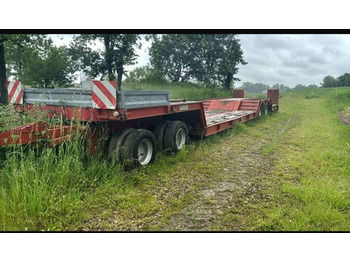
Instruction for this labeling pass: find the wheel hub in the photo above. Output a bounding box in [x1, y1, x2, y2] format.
[175, 128, 186, 150]
[138, 139, 153, 165]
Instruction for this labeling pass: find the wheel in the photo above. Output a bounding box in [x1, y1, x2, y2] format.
[258, 104, 267, 117]
[163, 121, 189, 154]
[153, 120, 170, 150]
[108, 128, 135, 163]
[121, 129, 157, 170]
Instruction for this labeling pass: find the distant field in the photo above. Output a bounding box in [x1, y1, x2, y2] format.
[0, 84, 349, 231]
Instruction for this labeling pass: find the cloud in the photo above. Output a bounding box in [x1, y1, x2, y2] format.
[236, 34, 350, 88]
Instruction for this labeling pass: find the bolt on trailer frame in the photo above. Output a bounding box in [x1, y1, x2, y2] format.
[1, 80, 279, 168]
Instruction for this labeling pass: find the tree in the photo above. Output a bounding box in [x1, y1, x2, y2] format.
[20, 40, 74, 88]
[69, 34, 141, 90]
[187, 34, 246, 89]
[241, 82, 270, 93]
[0, 34, 47, 105]
[0, 36, 7, 105]
[322, 75, 338, 87]
[306, 84, 319, 89]
[294, 84, 307, 90]
[337, 73, 350, 87]
[188, 34, 226, 87]
[272, 83, 290, 91]
[149, 34, 192, 83]
[148, 34, 247, 89]
[217, 35, 247, 90]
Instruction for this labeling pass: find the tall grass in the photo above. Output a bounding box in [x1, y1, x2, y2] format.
[0, 124, 126, 231]
[0, 82, 234, 231]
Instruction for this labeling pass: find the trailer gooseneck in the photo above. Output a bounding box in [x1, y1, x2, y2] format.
[1, 81, 279, 169]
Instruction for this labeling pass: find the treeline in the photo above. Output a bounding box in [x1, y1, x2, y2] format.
[127, 35, 247, 91]
[321, 73, 350, 88]
[0, 34, 142, 91]
[0, 34, 247, 105]
[240, 82, 290, 93]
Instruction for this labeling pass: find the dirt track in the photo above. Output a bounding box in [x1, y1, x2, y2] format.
[167, 117, 295, 231]
[82, 114, 296, 231]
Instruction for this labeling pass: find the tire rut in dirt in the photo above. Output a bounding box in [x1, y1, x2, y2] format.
[167, 117, 295, 231]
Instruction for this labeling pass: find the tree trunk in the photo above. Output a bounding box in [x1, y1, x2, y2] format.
[117, 66, 123, 90]
[104, 35, 114, 81]
[0, 42, 8, 105]
[224, 72, 233, 91]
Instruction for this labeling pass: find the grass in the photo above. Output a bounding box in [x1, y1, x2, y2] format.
[0, 82, 349, 231]
[254, 88, 350, 231]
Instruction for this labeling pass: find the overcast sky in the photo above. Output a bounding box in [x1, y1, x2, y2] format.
[51, 34, 350, 88]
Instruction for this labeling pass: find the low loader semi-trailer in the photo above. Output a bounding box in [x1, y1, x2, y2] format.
[0, 81, 279, 169]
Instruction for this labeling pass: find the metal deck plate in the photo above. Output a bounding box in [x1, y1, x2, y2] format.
[205, 110, 254, 126]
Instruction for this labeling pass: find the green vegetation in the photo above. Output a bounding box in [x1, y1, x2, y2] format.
[0, 83, 349, 231]
[255, 87, 350, 230]
[241, 82, 290, 94]
[123, 81, 232, 101]
[149, 34, 246, 90]
[69, 34, 141, 89]
[322, 73, 350, 88]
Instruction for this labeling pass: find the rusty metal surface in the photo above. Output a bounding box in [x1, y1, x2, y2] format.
[267, 89, 279, 105]
[233, 89, 245, 98]
[205, 110, 254, 126]
[238, 99, 261, 112]
[0, 122, 81, 147]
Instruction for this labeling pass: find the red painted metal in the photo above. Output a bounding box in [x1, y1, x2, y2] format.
[233, 89, 244, 98]
[267, 89, 279, 105]
[0, 122, 81, 147]
[208, 99, 242, 111]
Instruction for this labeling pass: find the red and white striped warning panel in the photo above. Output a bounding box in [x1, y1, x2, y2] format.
[91, 80, 117, 109]
[6, 81, 23, 105]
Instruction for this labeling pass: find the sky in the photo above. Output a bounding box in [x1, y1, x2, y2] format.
[50, 34, 350, 88]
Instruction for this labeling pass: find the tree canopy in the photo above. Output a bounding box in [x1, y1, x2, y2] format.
[69, 34, 142, 89]
[20, 40, 74, 88]
[0, 34, 47, 105]
[149, 34, 247, 90]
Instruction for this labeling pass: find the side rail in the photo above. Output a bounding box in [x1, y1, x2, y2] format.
[6, 81, 117, 109]
[0, 122, 82, 148]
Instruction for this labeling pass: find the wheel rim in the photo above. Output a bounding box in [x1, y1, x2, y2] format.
[175, 128, 186, 150]
[137, 139, 153, 165]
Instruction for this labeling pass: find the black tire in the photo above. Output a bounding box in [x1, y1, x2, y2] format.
[163, 121, 189, 154]
[108, 128, 135, 163]
[258, 104, 267, 117]
[264, 104, 268, 114]
[121, 129, 157, 170]
[153, 120, 170, 151]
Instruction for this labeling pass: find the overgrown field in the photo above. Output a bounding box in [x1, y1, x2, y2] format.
[0, 83, 349, 231]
